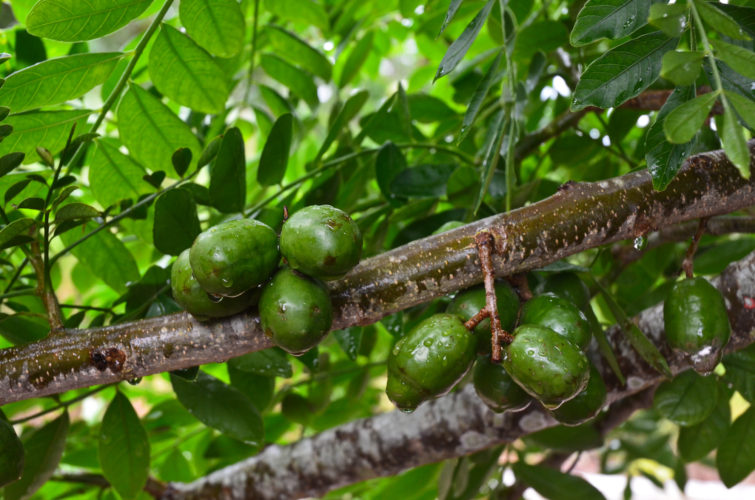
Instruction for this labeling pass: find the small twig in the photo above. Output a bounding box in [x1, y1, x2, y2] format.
[463, 308, 490, 331]
[682, 218, 709, 279]
[506, 273, 532, 302]
[50, 473, 166, 498]
[10, 385, 110, 424]
[475, 231, 511, 362]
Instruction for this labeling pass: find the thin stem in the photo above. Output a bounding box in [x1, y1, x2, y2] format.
[59, 303, 114, 313]
[682, 217, 708, 279]
[10, 385, 110, 424]
[475, 231, 510, 362]
[243, 0, 261, 105]
[395, 142, 478, 166]
[689, 1, 724, 101]
[0, 287, 36, 300]
[285, 360, 387, 389]
[3, 257, 28, 294]
[65, 0, 176, 172]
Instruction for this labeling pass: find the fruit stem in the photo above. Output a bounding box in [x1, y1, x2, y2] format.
[463, 308, 490, 331]
[682, 217, 708, 279]
[475, 231, 512, 362]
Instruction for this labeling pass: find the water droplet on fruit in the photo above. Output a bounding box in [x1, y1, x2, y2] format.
[221, 276, 233, 287]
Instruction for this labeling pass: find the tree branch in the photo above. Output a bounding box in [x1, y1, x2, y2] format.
[1, 142, 753, 405]
[162, 248, 755, 499]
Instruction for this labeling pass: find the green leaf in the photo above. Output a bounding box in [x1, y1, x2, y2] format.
[460, 51, 502, 142]
[648, 3, 690, 38]
[435, 0, 495, 81]
[717, 102, 751, 179]
[170, 371, 264, 446]
[475, 109, 506, 214]
[262, 0, 329, 31]
[4, 412, 68, 500]
[514, 20, 568, 61]
[89, 139, 149, 208]
[0, 110, 90, 163]
[257, 113, 292, 186]
[227, 349, 293, 377]
[179, 0, 245, 58]
[695, 0, 750, 41]
[716, 406, 755, 487]
[117, 83, 201, 174]
[438, 0, 465, 35]
[663, 91, 718, 144]
[653, 370, 718, 426]
[0, 52, 122, 113]
[572, 31, 677, 110]
[390, 164, 455, 198]
[61, 222, 140, 293]
[0, 314, 49, 345]
[678, 388, 731, 462]
[724, 91, 755, 130]
[711, 38, 755, 81]
[646, 86, 698, 190]
[157, 448, 193, 483]
[153, 189, 201, 256]
[375, 141, 407, 204]
[660, 50, 704, 86]
[268, 26, 332, 81]
[511, 462, 607, 500]
[171, 148, 192, 178]
[99, 392, 150, 499]
[0, 218, 34, 249]
[54, 202, 99, 223]
[0, 419, 23, 487]
[316, 91, 368, 163]
[723, 343, 755, 402]
[0, 153, 25, 177]
[338, 31, 375, 88]
[148, 24, 229, 114]
[209, 127, 246, 213]
[26, 0, 152, 41]
[571, 0, 654, 46]
[260, 54, 319, 108]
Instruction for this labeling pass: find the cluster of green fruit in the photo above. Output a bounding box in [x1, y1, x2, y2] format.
[387, 272, 606, 425]
[170, 205, 362, 355]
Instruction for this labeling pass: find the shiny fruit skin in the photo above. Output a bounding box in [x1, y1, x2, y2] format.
[259, 268, 333, 355]
[541, 272, 591, 311]
[189, 218, 279, 297]
[447, 282, 519, 354]
[171, 249, 258, 320]
[473, 355, 530, 412]
[503, 324, 590, 409]
[280, 205, 362, 280]
[664, 277, 731, 370]
[520, 293, 592, 350]
[551, 363, 606, 425]
[386, 313, 476, 412]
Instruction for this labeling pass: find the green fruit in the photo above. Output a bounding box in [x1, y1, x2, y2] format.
[541, 272, 591, 311]
[664, 277, 731, 372]
[280, 205, 362, 280]
[259, 268, 333, 355]
[551, 363, 606, 425]
[447, 282, 519, 354]
[171, 250, 258, 320]
[189, 218, 279, 297]
[473, 355, 530, 413]
[520, 293, 592, 350]
[503, 324, 590, 409]
[386, 313, 476, 412]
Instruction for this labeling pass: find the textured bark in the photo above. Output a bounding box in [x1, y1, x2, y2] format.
[1, 142, 754, 404]
[164, 251, 755, 499]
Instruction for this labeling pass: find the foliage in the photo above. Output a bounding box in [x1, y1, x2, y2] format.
[0, 0, 753, 498]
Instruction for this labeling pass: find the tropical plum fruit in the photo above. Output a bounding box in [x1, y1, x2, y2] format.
[189, 218, 279, 297]
[280, 204, 362, 280]
[171, 249, 258, 320]
[503, 324, 590, 409]
[386, 313, 476, 412]
[447, 282, 519, 353]
[664, 277, 731, 373]
[259, 268, 333, 355]
[551, 362, 607, 425]
[473, 355, 530, 412]
[520, 293, 592, 350]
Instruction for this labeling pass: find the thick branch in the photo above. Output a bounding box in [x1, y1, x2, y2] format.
[163, 250, 755, 499]
[1, 142, 754, 405]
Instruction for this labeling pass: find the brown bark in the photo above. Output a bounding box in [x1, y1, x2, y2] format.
[162, 250, 755, 499]
[0, 142, 754, 405]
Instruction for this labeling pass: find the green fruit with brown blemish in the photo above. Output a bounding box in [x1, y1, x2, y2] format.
[503, 324, 590, 409]
[189, 218, 279, 297]
[280, 205, 362, 280]
[259, 268, 333, 355]
[551, 363, 606, 425]
[171, 249, 258, 320]
[386, 313, 476, 412]
[473, 355, 530, 413]
[520, 293, 592, 350]
[447, 282, 519, 354]
[664, 277, 731, 373]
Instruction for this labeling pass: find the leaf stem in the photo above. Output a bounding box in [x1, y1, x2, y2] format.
[9, 385, 110, 424]
[689, 1, 725, 103]
[0, 287, 36, 300]
[244, 0, 261, 105]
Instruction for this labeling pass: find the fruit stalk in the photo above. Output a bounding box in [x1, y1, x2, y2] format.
[681, 217, 708, 279]
[475, 231, 511, 361]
